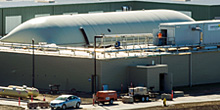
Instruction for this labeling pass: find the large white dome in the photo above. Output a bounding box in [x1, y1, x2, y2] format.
[0, 9, 194, 46]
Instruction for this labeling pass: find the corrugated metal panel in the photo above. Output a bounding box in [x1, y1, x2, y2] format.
[1, 0, 220, 9]
[35, 14, 50, 18]
[2, 6, 54, 35]
[63, 12, 78, 15]
[3, 6, 54, 21]
[1, 10, 194, 45]
[0, 9, 2, 37]
[133, 1, 211, 20]
[53, 2, 134, 15]
[210, 6, 220, 20]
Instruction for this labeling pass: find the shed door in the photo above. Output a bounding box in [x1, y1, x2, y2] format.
[159, 73, 165, 91]
[161, 29, 167, 45]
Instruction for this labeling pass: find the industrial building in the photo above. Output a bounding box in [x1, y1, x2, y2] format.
[1, 0, 220, 37]
[0, 9, 220, 93]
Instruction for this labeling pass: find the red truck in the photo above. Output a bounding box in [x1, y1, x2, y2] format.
[96, 90, 117, 105]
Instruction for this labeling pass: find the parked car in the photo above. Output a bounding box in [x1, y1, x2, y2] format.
[96, 90, 117, 105]
[50, 95, 81, 109]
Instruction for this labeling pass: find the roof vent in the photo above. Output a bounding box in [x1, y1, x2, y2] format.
[36, 0, 55, 3]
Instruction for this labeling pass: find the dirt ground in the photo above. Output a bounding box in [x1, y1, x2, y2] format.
[1, 83, 220, 109]
[139, 101, 220, 110]
[174, 83, 220, 96]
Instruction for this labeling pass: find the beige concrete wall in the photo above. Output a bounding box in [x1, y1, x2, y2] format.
[128, 66, 169, 92]
[0, 52, 32, 86]
[162, 54, 190, 87]
[100, 57, 157, 91]
[128, 67, 148, 87]
[147, 67, 168, 91]
[0, 50, 220, 92]
[0, 52, 94, 92]
[192, 52, 220, 85]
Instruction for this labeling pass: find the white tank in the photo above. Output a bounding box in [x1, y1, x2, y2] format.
[0, 86, 28, 98]
[0, 9, 194, 46]
[8, 85, 39, 97]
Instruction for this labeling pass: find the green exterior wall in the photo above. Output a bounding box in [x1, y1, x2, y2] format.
[210, 5, 220, 19]
[3, 6, 54, 22]
[53, 1, 135, 14]
[1, 6, 54, 35]
[133, 1, 211, 20]
[0, 9, 2, 37]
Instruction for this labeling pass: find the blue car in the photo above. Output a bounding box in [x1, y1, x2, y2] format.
[50, 95, 81, 110]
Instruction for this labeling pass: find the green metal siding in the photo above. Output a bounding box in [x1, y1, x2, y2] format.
[3, 6, 54, 22]
[210, 6, 220, 19]
[0, 9, 2, 37]
[133, 1, 211, 20]
[2, 6, 54, 35]
[54, 2, 135, 15]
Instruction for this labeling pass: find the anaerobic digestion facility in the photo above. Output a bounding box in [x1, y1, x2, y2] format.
[0, 9, 220, 93]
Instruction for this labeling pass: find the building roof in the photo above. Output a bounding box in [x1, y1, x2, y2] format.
[0, 0, 219, 8]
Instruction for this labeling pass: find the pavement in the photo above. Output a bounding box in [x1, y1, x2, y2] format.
[0, 97, 27, 109]
[81, 94, 220, 110]
[0, 94, 220, 110]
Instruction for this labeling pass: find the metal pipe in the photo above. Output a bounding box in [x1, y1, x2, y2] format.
[189, 53, 192, 87]
[2, 9, 4, 37]
[80, 27, 90, 45]
[32, 39, 35, 87]
[94, 35, 103, 94]
[94, 37, 96, 93]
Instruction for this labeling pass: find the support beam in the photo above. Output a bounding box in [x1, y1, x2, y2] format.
[80, 27, 90, 45]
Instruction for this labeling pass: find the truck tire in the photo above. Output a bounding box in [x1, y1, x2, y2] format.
[141, 97, 145, 102]
[109, 99, 114, 105]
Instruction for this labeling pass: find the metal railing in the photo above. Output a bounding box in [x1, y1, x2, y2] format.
[1, 37, 220, 59]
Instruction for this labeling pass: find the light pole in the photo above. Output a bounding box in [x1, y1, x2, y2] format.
[32, 39, 35, 87]
[94, 35, 103, 94]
